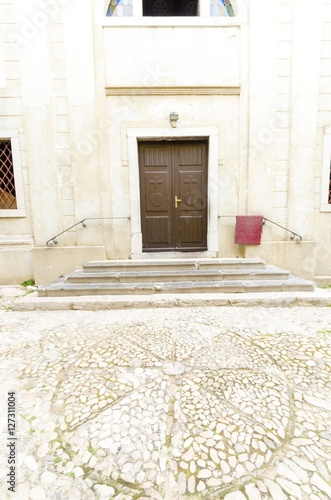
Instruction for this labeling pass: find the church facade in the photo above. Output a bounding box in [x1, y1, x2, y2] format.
[0, 0, 331, 284]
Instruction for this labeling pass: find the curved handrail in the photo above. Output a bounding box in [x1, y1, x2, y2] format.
[46, 217, 130, 247]
[262, 217, 302, 242]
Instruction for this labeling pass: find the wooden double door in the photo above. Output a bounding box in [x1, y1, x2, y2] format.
[139, 140, 208, 251]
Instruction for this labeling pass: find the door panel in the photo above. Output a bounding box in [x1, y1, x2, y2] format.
[139, 144, 173, 249]
[146, 217, 170, 244]
[145, 172, 169, 212]
[178, 171, 203, 211]
[174, 142, 207, 250]
[139, 141, 207, 251]
[179, 216, 203, 243]
[143, 146, 168, 167]
[178, 143, 203, 166]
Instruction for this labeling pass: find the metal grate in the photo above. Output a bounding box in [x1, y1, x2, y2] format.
[0, 140, 17, 209]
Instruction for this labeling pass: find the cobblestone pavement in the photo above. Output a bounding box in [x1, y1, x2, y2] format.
[0, 288, 331, 499]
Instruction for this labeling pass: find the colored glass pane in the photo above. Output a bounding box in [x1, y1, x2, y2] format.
[106, 0, 133, 17]
[210, 0, 235, 16]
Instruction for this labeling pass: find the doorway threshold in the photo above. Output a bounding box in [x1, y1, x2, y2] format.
[131, 251, 218, 259]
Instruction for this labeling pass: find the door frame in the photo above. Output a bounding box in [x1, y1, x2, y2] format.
[127, 127, 219, 256]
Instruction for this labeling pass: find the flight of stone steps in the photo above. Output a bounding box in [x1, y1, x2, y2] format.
[37, 258, 315, 297]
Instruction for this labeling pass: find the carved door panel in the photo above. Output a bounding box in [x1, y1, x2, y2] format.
[139, 141, 208, 251]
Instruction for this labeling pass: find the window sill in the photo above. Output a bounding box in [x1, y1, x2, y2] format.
[100, 16, 244, 28]
[0, 209, 26, 218]
[320, 205, 331, 212]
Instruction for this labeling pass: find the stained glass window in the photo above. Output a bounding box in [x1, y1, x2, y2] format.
[210, 0, 235, 17]
[106, 1, 236, 17]
[143, 0, 197, 16]
[106, 0, 133, 17]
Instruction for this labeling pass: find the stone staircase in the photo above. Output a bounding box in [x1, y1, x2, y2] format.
[37, 258, 315, 297]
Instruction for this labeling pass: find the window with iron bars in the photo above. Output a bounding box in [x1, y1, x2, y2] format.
[320, 126, 331, 212]
[0, 139, 17, 210]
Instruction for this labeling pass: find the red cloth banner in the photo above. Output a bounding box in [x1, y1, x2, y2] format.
[235, 215, 264, 245]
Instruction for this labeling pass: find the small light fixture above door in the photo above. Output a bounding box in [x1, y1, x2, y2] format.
[169, 112, 179, 128]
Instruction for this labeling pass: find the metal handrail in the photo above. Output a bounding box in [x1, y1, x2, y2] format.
[262, 217, 302, 242]
[46, 217, 130, 247]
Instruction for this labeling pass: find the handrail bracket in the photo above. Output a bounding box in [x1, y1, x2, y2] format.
[263, 217, 302, 242]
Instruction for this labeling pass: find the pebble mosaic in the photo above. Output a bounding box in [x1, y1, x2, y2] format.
[0, 292, 330, 499]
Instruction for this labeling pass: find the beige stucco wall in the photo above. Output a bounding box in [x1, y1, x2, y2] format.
[0, 0, 330, 284]
[33, 246, 106, 285]
[103, 24, 240, 87]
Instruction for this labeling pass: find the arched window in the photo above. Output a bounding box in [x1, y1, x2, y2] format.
[143, 0, 197, 16]
[106, 0, 236, 17]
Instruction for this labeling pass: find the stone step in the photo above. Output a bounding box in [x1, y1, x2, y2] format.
[82, 258, 266, 273]
[37, 276, 315, 297]
[66, 267, 289, 284]
[14, 289, 331, 311]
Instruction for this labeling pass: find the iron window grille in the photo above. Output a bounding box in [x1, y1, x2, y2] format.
[0, 140, 17, 210]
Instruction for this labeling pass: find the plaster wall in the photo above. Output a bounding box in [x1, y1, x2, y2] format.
[103, 24, 240, 87]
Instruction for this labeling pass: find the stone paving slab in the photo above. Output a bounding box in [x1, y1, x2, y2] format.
[0, 294, 331, 499]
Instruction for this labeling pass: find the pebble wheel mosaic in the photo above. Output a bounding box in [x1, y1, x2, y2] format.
[1, 306, 331, 499]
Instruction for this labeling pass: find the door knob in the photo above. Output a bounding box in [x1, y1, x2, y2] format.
[175, 196, 182, 208]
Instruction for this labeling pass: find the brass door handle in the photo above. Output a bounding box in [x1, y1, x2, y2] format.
[175, 196, 182, 208]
